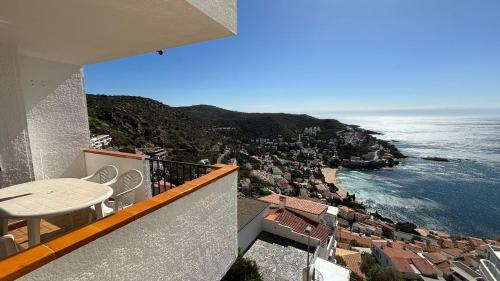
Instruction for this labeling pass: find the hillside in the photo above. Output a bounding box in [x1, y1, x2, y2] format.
[86, 94, 401, 161]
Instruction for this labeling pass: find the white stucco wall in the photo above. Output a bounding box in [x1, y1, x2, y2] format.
[323, 207, 338, 228]
[19, 55, 89, 180]
[21, 171, 239, 281]
[238, 206, 268, 251]
[0, 47, 89, 188]
[84, 152, 151, 201]
[0, 44, 34, 188]
[263, 219, 321, 248]
[187, 0, 237, 34]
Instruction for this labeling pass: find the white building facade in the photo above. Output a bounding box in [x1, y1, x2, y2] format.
[0, 0, 236, 189]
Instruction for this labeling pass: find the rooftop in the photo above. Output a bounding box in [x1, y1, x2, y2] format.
[336, 248, 365, 279]
[450, 261, 482, 280]
[422, 252, 448, 264]
[237, 196, 270, 231]
[374, 240, 438, 277]
[266, 208, 332, 245]
[337, 228, 375, 248]
[441, 247, 464, 258]
[327, 206, 339, 216]
[314, 257, 351, 281]
[244, 232, 312, 281]
[258, 194, 327, 215]
[374, 241, 420, 259]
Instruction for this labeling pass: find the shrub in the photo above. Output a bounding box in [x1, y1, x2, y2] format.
[222, 252, 263, 281]
[336, 255, 347, 267]
[360, 253, 403, 281]
[395, 222, 419, 235]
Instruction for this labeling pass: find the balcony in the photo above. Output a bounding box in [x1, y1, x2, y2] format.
[480, 259, 500, 281]
[1, 1, 237, 279]
[0, 149, 239, 280]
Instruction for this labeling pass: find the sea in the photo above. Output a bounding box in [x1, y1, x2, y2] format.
[322, 112, 500, 238]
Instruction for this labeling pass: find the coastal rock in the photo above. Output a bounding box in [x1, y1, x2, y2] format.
[422, 157, 449, 162]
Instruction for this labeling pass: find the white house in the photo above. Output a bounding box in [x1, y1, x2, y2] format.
[90, 135, 112, 149]
[237, 197, 270, 251]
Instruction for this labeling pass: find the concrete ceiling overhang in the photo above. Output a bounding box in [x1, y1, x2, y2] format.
[0, 0, 236, 65]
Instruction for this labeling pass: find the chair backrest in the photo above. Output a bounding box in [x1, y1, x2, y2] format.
[0, 234, 20, 260]
[91, 165, 119, 184]
[113, 170, 144, 207]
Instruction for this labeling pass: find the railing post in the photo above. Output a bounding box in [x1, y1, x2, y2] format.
[149, 159, 155, 196]
[146, 158, 213, 196]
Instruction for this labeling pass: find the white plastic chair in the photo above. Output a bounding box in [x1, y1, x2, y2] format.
[98, 170, 144, 218]
[81, 165, 119, 186]
[0, 234, 22, 259]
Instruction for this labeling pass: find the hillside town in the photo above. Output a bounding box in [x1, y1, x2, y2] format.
[226, 127, 499, 281]
[92, 125, 500, 281]
[237, 192, 500, 281]
[232, 126, 399, 199]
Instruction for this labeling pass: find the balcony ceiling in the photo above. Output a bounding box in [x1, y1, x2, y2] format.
[0, 0, 236, 65]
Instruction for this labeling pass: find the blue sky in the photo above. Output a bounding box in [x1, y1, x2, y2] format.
[84, 0, 500, 115]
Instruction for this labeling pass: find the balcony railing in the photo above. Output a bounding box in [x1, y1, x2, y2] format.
[0, 150, 239, 280]
[148, 158, 213, 196]
[480, 259, 500, 281]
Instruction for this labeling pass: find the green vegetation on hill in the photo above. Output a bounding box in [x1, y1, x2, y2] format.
[360, 253, 403, 281]
[87, 94, 402, 161]
[395, 222, 419, 235]
[222, 252, 263, 281]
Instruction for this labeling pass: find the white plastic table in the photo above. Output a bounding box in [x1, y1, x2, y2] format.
[0, 178, 113, 246]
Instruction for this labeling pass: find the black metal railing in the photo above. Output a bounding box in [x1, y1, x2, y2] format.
[147, 158, 213, 196]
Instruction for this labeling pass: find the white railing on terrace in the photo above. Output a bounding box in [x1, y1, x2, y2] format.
[480, 259, 500, 281]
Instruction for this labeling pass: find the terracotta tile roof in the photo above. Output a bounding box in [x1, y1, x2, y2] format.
[441, 247, 464, 258]
[266, 208, 332, 245]
[337, 242, 351, 250]
[469, 237, 486, 247]
[375, 241, 420, 259]
[391, 257, 414, 273]
[422, 252, 448, 264]
[391, 257, 437, 277]
[337, 228, 374, 248]
[436, 261, 452, 275]
[338, 206, 354, 214]
[336, 248, 358, 256]
[461, 254, 475, 267]
[372, 240, 387, 248]
[338, 251, 365, 280]
[406, 243, 423, 254]
[258, 194, 327, 215]
[365, 219, 395, 232]
[412, 257, 437, 277]
[374, 241, 438, 277]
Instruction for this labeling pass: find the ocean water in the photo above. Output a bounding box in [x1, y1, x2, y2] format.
[333, 115, 500, 238]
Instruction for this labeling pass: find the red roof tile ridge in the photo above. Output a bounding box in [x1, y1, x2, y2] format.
[258, 194, 327, 215]
[272, 209, 332, 245]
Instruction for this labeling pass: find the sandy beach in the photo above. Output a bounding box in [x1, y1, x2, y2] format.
[321, 167, 348, 198]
